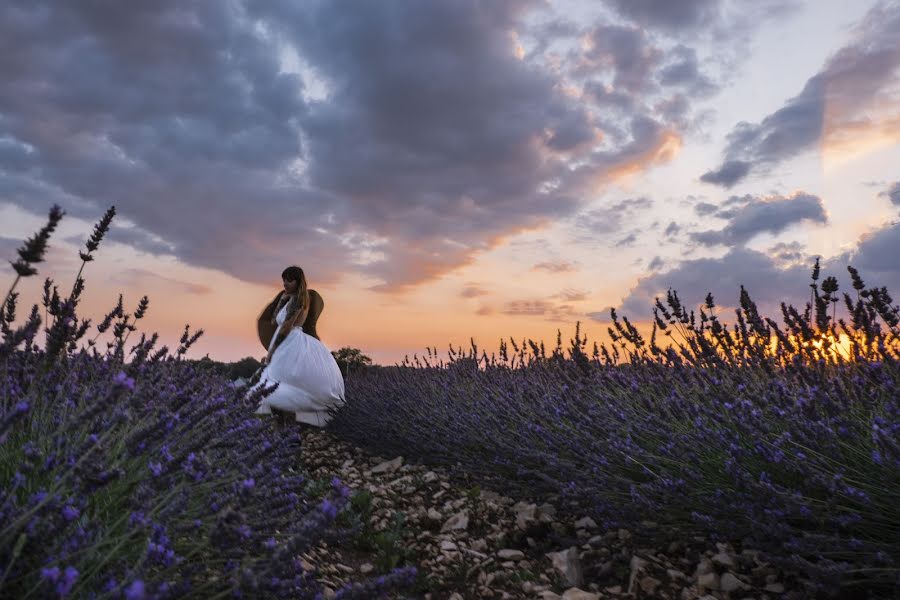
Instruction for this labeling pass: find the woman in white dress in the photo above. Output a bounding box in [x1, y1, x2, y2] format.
[251, 266, 345, 427]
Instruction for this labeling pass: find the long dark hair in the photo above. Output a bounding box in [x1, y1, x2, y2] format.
[281, 266, 309, 314]
[270, 266, 309, 348]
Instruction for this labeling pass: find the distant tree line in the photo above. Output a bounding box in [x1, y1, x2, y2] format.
[189, 347, 373, 380]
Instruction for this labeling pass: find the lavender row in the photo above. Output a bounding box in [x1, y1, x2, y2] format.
[328, 263, 899, 595]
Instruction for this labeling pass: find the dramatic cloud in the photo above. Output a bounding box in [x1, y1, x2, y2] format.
[702, 1, 900, 187]
[1, 0, 716, 291]
[690, 192, 827, 247]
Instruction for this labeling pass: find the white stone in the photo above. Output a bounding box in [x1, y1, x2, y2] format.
[497, 549, 525, 560]
[561, 588, 600, 600]
[697, 572, 720, 590]
[513, 501, 538, 528]
[720, 572, 747, 593]
[712, 552, 736, 569]
[441, 510, 469, 532]
[628, 555, 648, 594]
[370, 456, 403, 474]
[545, 547, 583, 588]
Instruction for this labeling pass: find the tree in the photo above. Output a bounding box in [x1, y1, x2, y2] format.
[331, 347, 372, 376]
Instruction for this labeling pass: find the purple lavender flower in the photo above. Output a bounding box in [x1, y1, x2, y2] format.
[56, 566, 78, 597]
[113, 371, 135, 390]
[124, 579, 146, 600]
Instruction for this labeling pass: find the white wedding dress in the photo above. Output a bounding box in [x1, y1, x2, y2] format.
[251, 301, 346, 426]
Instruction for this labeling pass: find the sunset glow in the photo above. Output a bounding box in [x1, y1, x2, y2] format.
[1, 1, 898, 366]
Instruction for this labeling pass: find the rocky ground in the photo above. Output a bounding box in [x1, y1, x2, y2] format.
[296, 425, 810, 599]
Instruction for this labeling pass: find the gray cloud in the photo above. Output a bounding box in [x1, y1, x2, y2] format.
[664, 221, 680, 236]
[693, 201, 719, 216]
[604, 0, 721, 32]
[1, 0, 718, 292]
[502, 298, 579, 322]
[110, 268, 212, 296]
[843, 222, 900, 290]
[0, 236, 21, 263]
[659, 45, 716, 96]
[594, 220, 900, 323]
[690, 192, 827, 247]
[615, 232, 638, 247]
[699, 160, 751, 188]
[598, 246, 811, 321]
[555, 288, 589, 302]
[532, 260, 579, 273]
[602, 0, 800, 43]
[879, 182, 900, 206]
[574, 196, 653, 238]
[460, 284, 488, 298]
[702, 1, 900, 187]
[769, 240, 807, 264]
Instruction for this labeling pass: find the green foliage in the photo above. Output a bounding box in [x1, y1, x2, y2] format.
[331, 347, 373, 377]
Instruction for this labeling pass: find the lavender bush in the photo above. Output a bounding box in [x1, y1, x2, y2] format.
[329, 261, 899, 595]
[0, 205, 416, 599]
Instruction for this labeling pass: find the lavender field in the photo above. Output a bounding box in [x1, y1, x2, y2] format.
[328, 264, 900, 596]
[1, 204, 898, 598]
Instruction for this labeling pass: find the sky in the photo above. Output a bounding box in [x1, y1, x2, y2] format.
[1, 0, 898, 365]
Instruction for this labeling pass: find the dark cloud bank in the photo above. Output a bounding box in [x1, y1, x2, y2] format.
[1, 0, 740, 291]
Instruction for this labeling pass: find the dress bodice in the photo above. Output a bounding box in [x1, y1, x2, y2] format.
[275, 301, 288, 326]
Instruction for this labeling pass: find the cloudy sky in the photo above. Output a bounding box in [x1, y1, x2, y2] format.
[2, 0, 898, 364]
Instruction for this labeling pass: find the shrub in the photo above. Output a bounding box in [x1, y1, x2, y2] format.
[331, 348, 373, 378]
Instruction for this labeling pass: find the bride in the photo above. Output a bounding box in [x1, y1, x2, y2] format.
[250, 266, 345, 427]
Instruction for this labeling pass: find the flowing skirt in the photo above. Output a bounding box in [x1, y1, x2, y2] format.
[251, 327, 345, 427]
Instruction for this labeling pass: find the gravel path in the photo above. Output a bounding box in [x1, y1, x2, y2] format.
[296, 426, 806, 600]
